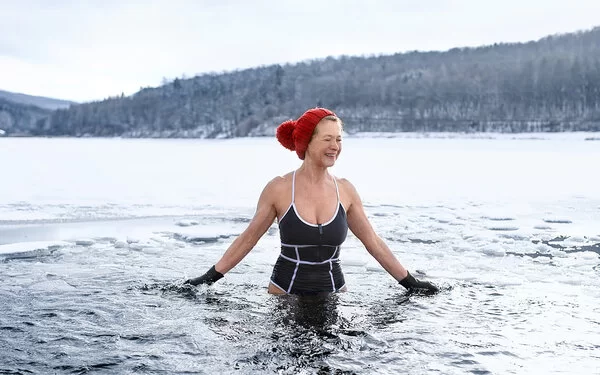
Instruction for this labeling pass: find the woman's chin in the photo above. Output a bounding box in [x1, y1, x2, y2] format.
[323, 158, 337, 167]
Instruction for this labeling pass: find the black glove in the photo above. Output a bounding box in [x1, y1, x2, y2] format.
[399, 271, 439, 295]
[184, 265, 224, 286]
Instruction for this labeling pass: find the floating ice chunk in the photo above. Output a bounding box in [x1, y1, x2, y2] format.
[95, 236, 118, 244]
[487, 225, 519, 231]
[114, 240, 128, 248]
[561, 236, 586, 247]
[431, 212, 457, 224]
[498, 232, 530, 241]
[550, 249, 568, 258]
[74, 239, 95, 246]
[0, 241, 70, 257]
[535, 244, 553, 253]
[534, 234, 558, 242]
[480, 244, 506, 256]
[483, 215, 516, 221]
[173, 226, 239, 243]
[553, 275, 583, 286]
[175, 219, 200, 227]
[140, 247, 163, 254]
[129, 242, 149, 251]
[532, 256, 552, 264]
[543, 218, 573, 224]
[578, 251, 600, 260]
[174, 233, 223, 243]
[452, 245, 472, 253]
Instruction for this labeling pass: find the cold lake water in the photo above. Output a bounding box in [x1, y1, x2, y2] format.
[1, 134, 599, 374]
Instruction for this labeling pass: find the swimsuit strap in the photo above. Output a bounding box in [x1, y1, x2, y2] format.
[291, 170, 296, 204]
[332, 175, 340, 203]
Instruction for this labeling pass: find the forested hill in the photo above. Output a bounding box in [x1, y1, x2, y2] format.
[16, 27, 600, 137]
[0, 98, 51, 135]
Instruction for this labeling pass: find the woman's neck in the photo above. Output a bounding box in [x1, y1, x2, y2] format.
[297, 162, 330, 184]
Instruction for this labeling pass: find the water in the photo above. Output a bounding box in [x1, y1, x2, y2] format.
[1, 135, 599, 374]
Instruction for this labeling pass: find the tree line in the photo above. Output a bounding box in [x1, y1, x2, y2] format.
[3, 26, 600, 137]
[0, 99, 51, 135]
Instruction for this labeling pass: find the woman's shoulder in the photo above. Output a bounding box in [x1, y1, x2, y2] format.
[263, 171, 293, 193]
[333, 175, 356, 190]
[333, 175, 360, 198]
[332, 175, 361, 211]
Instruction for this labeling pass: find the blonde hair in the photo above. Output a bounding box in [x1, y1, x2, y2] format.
[312, 115, 343, 138]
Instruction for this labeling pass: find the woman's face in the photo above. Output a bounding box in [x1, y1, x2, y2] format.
[306, 119, 343, 167]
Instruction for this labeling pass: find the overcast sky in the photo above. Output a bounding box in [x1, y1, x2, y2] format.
[1, 0, 599, 102]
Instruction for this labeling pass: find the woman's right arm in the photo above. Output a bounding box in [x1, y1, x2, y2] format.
[185, 177, 281, 285]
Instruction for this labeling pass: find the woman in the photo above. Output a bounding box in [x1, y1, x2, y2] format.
[186, 108, 438, 295]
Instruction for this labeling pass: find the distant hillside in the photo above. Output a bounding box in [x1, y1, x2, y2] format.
[0, 98, 51, 135]
[13, 26, 600, 137]
[0, 90, 75, 110]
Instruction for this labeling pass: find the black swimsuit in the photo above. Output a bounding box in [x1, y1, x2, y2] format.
[270, 171, 348, 294]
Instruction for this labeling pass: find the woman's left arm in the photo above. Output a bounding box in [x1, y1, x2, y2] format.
[342, 179, 439, 294]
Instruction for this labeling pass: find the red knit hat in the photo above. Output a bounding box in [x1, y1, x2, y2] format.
[276, 108, 337, 160]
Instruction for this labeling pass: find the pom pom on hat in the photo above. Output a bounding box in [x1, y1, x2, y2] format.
[276, 107, 336, 160]
[276, 120, 296, 151]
